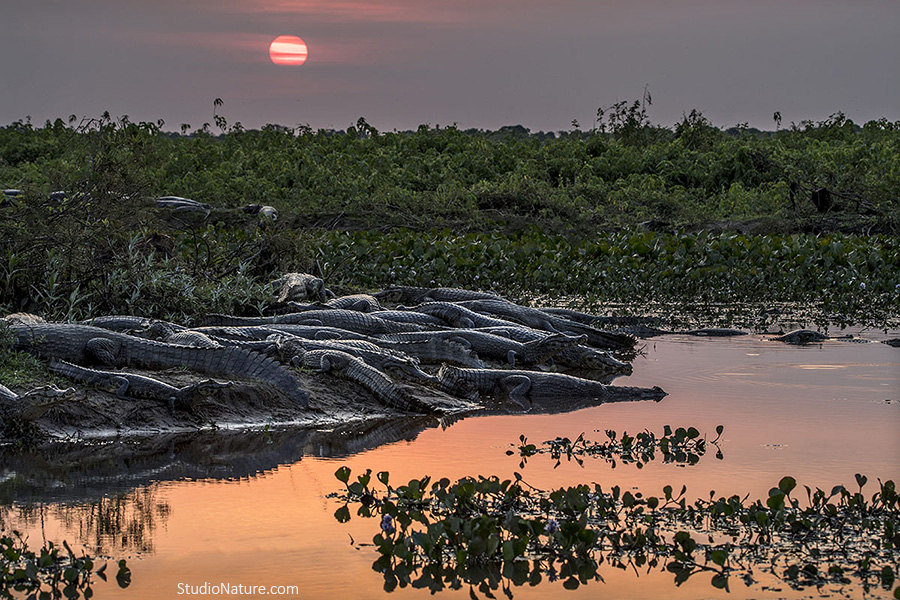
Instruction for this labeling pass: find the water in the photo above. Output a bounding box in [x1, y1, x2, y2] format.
[3, 331, 898, 599]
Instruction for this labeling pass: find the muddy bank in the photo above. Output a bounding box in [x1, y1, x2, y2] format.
[1, 363, 475, 443]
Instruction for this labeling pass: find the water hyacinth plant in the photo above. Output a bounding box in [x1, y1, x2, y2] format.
[0, 532, 130, 598]
[511, 424, 724, 470]
[334, 466, 900, 598]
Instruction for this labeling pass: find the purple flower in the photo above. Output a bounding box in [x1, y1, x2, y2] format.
[381, 514, 395, 534]
[546, 518, 560, 534]
[860, 282, 866, 289]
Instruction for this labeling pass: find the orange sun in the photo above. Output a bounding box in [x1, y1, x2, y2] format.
[269, 35, 308, 66]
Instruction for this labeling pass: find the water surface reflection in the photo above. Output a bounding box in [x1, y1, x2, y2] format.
[2, 333, 897, 599]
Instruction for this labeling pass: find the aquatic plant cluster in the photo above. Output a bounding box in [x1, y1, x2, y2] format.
[1, 109, 898, 325]
[314, 229, 900, 328]
[511, 424, 724, 470]
[0, 531, 130, 599]
[333, 460, 900, 598]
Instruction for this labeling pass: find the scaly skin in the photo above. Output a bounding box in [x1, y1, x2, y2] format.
[9, 323, 308, 406]
[0, 382, 75, 423]
[325, 294, 382, 312]
[203, 310, 423, 334]
[405, 302, 521, 329]
[78, 315, 153, 332]
[474, 327, 632, 372]
[274, 337, 436, 384]
[277, 309, 426, 335]
[373, 286, 501, 305]
[275, 272, 332, 303]
[459, 299, 635, 350]
[374, 338, 485, 368]
[368, 310, 451, 327]
[48, 359, 232, 414]
[299, 349, 438, 414]
[379, 330, 583, 367]
[437, 365, 666, 406]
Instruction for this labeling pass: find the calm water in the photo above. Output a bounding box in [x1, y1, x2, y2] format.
[3, 331, 899, 599]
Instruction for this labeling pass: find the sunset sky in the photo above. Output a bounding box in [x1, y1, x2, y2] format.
[3, 0, 898, 133]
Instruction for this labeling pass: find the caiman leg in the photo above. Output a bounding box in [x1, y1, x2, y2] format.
[502, 375, 532, 408]
[112, 376, 134, 400]
[87, 338, 119, 365]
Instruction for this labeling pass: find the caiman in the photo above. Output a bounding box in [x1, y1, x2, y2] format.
[771, 329, 830, 344]
[373, 286, 501, 305]
[274, 272, 333, 304]
[325, 294, 382, 312]
[273, 337, 436, 385]
[379, 330, 585, 367]
[7, 322, 309, 406]
[475, 326, 631, 372]
[0, 382, 75, 424]
[48, 359, 233, 415]
[298, 349, 442, 414]
[437, 365, 666, 406]
[458, 299, 634, 349]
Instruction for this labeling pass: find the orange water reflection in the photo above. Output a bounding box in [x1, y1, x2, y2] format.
[6, 334, 899, 599]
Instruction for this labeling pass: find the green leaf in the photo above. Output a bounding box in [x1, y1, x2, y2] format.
[502, 540, 515, 562]
[711, 573, 728, 589]
[335, 466, 351, 483]
[778, 476, 797, 495]
[710, 549, 727, 566]
[334, 506, 351, 523]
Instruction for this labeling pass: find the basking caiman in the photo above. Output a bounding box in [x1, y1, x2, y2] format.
[7, 322, 309, 406]
[373, 286, 502, 305]
[274, 272, 333, 304]
[298, 349, 443, 414]
[48, 359, 233, 415]
[458, 299, 635, 350]
[438, 365, 666, 406]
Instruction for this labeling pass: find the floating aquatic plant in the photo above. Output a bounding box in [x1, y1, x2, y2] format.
[0, 531, 130, 599]
[510, 424, 724, 469]
[333, 466, 899, 598]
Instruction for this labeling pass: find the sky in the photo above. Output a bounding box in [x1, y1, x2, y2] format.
[2, 0, 898, 133]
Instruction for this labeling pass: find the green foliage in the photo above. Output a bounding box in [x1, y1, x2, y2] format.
[0, 531, 129, 598]
[510, 424, 724, 469]
[0, 346, 54, 389]
[1, 110, 898, 323]
[2, 110, 899, 235]
[333, 468, 900, 597]
[311, 228, 900, 328]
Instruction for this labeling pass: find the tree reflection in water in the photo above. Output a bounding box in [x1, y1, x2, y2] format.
[2, 486, 170, 555]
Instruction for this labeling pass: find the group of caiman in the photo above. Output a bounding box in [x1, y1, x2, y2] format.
[3, 273, 875, 441]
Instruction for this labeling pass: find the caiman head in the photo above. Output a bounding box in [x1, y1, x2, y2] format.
[581, 351, 632, 373]
[383, 357, 438, 384]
